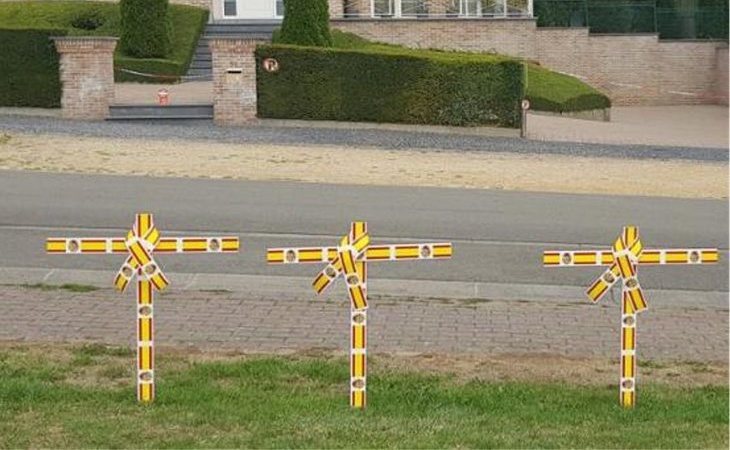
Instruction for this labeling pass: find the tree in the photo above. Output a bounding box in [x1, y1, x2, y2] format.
[277, 0, 332, 47]
[119, 0, 173, 58]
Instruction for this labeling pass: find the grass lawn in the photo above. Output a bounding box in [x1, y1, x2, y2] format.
[327, 30, 611, 114]
[0, 1, 208, 82]
[0, 344, 726, 448]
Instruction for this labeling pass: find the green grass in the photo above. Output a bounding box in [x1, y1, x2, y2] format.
[0, 345, 726, 448]
[0, 1, 208, 82]
[326, 30, 611, 113]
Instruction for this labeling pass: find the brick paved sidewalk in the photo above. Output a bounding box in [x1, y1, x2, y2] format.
[0, 286, 726, 363]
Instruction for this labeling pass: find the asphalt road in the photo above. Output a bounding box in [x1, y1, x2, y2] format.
[0, 171, 726, 293]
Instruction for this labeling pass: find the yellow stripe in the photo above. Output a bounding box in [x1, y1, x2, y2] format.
[628, 289, 647, 311]
[352, 390, 364, 408]
[79, 241, 106, 252]
[543, 253, 560, 265]
[341, 251, 356, 275]
[139, 346, 151, 370]
[587, 279, 608, 302]
[574, 253, 599, 264]
[623, 355, 634, 378]
[313, 273, 330, 293]
[112, 240, 127, 252]
[139, 318, 152, 341]
[140, 384, 152, 403]
[146, 227, 160, 245]
[114, 274, 128, 291]
[46, 240, 67, 252]
[622, 327, 635, 350]
[353, 354, 365, 378]
[222, 238, 239, 251]
[600, 253, 615, 264]
[433, 244, 452, 258]
[350, 287, 367, 309]
[138, 213, 152, 235]
[353, 325, 365, 349]
[150, 273, 169, 291]
[353, 221, 367, 236]
[300, 249, 325, 261]
[621, 391, 634, 408]
[181, 240, 208, 251]
[701, 250, 719, 263]
[139, 281, 152, 303]
[366, 247, 391, 260]
[155, 240, 177, 252]
[639, 251, 661, 264]
[394, 246, 419, 259]
[129, 241, 152, 266]
[616, 255, 634, 278]
[665, 252, 689, 263]
[267, 250, 284, 263]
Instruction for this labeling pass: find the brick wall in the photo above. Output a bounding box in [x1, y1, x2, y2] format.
[333, 18, 727, 106]
[332, 18, 538, 59]
[209, 38, 261, 126]
[715, 46, 729, 105]
[535, 29, 727, 105]
[54, 37, 117, 120]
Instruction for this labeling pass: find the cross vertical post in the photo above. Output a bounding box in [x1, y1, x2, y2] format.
[46, 212, 239, 403]
[267, 221, 452, 408]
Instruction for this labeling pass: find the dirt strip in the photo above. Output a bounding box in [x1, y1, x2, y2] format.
[0, 132, 726, 199]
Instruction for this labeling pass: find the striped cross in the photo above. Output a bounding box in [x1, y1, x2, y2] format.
[544, 225, 718, 408]
[47, 212, 239, 403]
[267, 221, 452, 408]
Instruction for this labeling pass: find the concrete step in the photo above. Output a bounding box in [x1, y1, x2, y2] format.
[108, 104, 214, 120]
[186, 21, 277, 78]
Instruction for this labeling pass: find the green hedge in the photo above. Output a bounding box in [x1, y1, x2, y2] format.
[0, 2, 208, 83]
[277, 0, 332, 47]
[526, 65, 611, 112]
[256, 45, 524, 128]
[0, 28, 66, 107]
[119, 0, 172, 58]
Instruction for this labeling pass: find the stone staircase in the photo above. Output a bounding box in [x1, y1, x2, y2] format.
[187, 20, 280, 80]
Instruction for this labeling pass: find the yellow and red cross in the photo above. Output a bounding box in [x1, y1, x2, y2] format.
[267, 221, 452, 408]
[543, 225, 718, 408]
[46, 213, 239, 403]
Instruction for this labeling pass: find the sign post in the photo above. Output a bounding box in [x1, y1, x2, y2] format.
[267, 221, 452, 408]
[46, 213, 239, 403]
[543, 225, 718, 408]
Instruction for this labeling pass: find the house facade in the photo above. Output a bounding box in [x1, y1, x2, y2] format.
[201, 0, 533, 21]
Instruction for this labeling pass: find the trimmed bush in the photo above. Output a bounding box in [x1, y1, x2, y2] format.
[526, 65, 611, 112]
[257, 45, 524, 128]
[0, 28, 66, 107]
[277, 0, 332, 47]
[0, 2, 208, 83]
[119, 0, 172, 58]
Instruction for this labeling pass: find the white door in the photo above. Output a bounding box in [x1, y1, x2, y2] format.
[222, 0, 278, 19]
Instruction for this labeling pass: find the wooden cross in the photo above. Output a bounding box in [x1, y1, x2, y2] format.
[267, 221, 452, 408]
[544, 225, 718, 408]
[46, 212, 239, 403]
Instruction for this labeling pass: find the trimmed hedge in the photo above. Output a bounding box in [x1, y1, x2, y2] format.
[526, 65, 611, 112]
[277, 0, 332, 47]
[0, 28, 66, 107]
[256, 45, 524, 128]
[0, 2, 208, 83]
[119, 0, 172, 58]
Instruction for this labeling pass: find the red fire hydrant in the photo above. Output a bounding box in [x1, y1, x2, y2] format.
[157, 89, 170, 106]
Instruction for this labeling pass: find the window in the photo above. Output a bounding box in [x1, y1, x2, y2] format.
[276, 0, 284, 17]
[373, 0, 394, 17]
[223, 0, 237, 16]
[401, 0, 428, 16]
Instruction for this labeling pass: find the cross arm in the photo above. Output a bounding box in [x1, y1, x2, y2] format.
[267, 243, 452, 264]
[543, 248, 719, 267]
[47, 236, 239, 255]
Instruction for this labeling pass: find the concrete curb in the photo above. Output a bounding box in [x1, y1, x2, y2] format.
[1, 266, 726, 309]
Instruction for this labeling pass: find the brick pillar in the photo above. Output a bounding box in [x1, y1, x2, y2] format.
[428, 0, 449, 16]
[53, 37, 117, 120]
[329, 0, 345, 18]
[209, 38, 262, 126]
